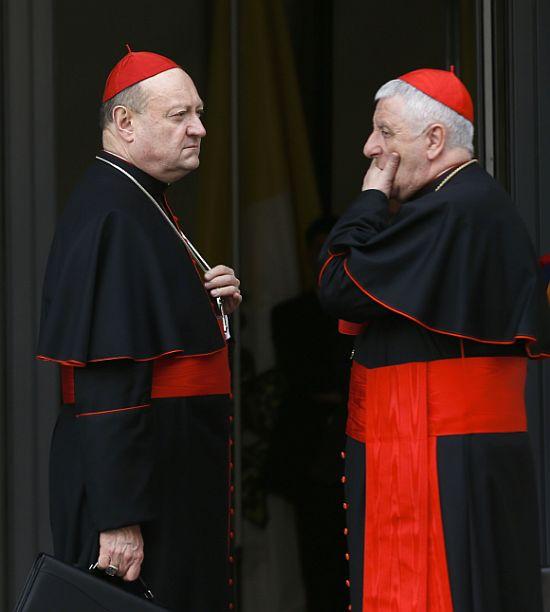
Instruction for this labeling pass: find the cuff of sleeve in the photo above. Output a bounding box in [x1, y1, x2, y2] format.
[89, 483, 158, 533]
[94, 512, 156, 534]
[355, 188, 390, 208]
[343, 189, 390, 224]
[327, 189, 390, 252]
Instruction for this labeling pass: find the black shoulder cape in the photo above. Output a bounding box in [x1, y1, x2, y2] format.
[37, 153, 226, 365]
[321, 162, 550, 357]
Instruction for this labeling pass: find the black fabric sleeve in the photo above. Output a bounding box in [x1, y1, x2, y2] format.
[318, 190, 391, 322]
[318, 252, 389, 322]
[323, 189, 392, 251]
[73, 359, 157, 532]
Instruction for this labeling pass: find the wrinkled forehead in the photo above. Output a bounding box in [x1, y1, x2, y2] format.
[372, 95, 408, 128]
[141, 68, 203, 110]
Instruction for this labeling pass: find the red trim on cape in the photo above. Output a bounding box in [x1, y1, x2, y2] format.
[343, 258, 538, 346]
[526, 345, 550, 359]
[317, 250, 347, 286]
[60, 346, 231, 404]
[38, 346, 227, 368]
[38, 349, 185, 367]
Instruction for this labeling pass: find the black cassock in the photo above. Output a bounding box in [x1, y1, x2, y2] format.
[37, 152, 235, 611]
[318, 162, 550, 612]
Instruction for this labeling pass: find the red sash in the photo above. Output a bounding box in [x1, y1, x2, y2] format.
[61, 346, 231, 404]
[347, 356, 527, 611]
[151, 346, 231, 398]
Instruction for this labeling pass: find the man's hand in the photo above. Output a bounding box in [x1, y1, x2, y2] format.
[204, 265, 242, 314]
[362, 152, 400, 197]
[97, 524, 144, 582]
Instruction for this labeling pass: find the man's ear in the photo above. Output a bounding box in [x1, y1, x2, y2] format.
[426, 124, 446, 161]
[111, 106, 135, 143]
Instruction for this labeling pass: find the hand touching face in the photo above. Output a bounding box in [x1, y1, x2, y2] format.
[362, 152, 401, 196]
[362, 96, 431, 202]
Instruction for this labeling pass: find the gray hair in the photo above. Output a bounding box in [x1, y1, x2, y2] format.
[99, 81, 149, 130]
[375, 79, 474, 155]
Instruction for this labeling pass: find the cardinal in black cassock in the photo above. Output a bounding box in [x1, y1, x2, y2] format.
[318, 68, 550, 612]
[37, 49, 240, 611]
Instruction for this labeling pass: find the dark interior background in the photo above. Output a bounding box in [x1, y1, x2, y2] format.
[53, 0, 215, 229]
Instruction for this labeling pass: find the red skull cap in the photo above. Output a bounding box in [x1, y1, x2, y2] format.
[102, 45, 181, 103]
[398, 67, 474, 123]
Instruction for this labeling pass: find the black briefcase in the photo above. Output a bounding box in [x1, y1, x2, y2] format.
[14, 554, 168, 611]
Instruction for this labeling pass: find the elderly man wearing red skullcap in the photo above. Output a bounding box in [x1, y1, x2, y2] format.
[319, 68, 550, 611]
[37, 47, 241, 610]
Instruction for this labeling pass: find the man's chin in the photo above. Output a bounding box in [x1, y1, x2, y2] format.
[182, 149, 200, 162]
[391, 182, 416, 204]
[178, 154, 200, 171]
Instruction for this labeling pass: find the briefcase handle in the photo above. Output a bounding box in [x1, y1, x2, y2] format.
[89, 563, 155, 600]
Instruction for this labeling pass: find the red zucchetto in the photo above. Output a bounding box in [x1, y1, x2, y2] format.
[398, 67, 474, 123]
[102, 45, 180, 102]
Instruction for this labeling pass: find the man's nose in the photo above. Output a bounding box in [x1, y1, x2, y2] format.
[189, 117, 207, 138]
[363, 132, 382, 158]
